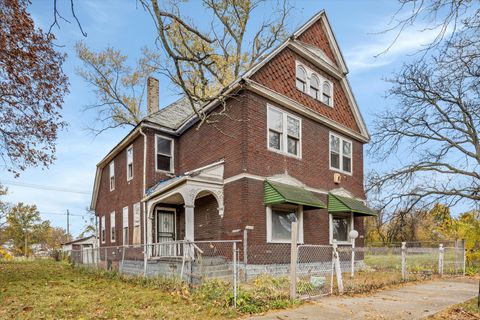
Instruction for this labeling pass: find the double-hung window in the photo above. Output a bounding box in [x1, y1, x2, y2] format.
[133, 202, 141, 245]
[322, 81, 332, 106]
[109, 161, 115, 191]
[110, 211, 116, 243]
[155, 135, 174, 173]
[122, 206, 129, 245]
[267, 105, 301, 157]
[329, 213, 353, 244]
[126, 145, 133, 181]
[295, 65, 307, 92]
[266, 205, 304, 243]
[101, 215, 105, 243]
[310, 75, 320, 100]
[329, 133, 352, 174]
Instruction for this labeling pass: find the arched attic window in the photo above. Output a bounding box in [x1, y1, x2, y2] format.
[322, 81, 333, 106]
[309, 75, 320, 100]
[295, 65, 307, 92]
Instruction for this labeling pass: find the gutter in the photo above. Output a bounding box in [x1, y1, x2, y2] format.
[139, 127, 148, 276]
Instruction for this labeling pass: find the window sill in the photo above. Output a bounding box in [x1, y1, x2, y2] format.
[267, 147, 302, 160]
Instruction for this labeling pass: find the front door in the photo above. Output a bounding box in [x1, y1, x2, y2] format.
[155, 209, 176, 256]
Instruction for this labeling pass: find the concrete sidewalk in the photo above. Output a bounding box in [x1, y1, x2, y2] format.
[250, 279, 478, 320]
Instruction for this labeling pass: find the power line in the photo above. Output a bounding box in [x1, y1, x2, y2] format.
[1, 180, 91, 195]
[39, 211, 91, 217]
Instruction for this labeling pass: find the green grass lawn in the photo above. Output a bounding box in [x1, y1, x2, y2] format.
[0, 260, 238, 319]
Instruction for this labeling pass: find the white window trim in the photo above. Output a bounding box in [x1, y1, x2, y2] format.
[126, 145, 134, 181]
[122, 206, 129, 245]
[155, 134, 174, 173]
[329, 132, 353, 175]
[266, 205, 304, 244]
[109, 161, 115, 191]
[295, 60, 334, 108]
[110, 211, 116, 243]
[101, 215, 106, 244]
[267, 104, 302, 159]
[154, 207, 177, 243]
[329, 212, 354, 245]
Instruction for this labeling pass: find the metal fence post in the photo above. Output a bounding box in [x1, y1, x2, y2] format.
[332, 240, 343, 294]
[233, 242, 237, 307]
[121, 246, 126, 274]
[290, 221, 298, 299]
[438, 244, 444, 277]
[401, 242, 407, 281]
[462, 239, 466, 276]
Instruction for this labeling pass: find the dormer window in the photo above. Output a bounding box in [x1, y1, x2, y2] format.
[155, 135, 174, 173]
[109, 161, 115, 191]
[295, 65, 307, 92]
[322, 81, 332, 106]
[309, 75, 319, 100]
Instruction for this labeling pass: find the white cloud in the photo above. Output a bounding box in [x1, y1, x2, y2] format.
[345, 25, 452, 72]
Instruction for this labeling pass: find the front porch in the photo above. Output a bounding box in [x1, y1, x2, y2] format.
[144, 161, 225, 260]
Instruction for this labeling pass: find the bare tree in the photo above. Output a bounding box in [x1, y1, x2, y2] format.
[367, 21, 480, 214]
[77, 0, 291, 134]
[378, 0, 479, 56]
[140, 0, 291, 127]
[76, 43, 155, 135]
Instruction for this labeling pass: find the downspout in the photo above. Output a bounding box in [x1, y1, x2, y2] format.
[140, 127, 148, 276]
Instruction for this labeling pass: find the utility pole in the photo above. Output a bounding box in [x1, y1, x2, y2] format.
[67, 209, 70, 236]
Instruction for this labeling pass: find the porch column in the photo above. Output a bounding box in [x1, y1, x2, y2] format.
[184, 204, 194, 241]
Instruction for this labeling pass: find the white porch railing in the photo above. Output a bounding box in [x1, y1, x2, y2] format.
[148, 240, 204, 260]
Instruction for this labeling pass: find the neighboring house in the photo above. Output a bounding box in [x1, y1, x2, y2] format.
[62, 235, 98, 252]
[62, 236, 99, 264]
[90, 11, 376, 273]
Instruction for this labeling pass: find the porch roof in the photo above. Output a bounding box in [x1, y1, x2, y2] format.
[328, 193, 377, 216]
[264, 181, 326, 210]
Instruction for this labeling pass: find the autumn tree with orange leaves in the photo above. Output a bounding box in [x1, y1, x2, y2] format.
[0, 0, 69, 177]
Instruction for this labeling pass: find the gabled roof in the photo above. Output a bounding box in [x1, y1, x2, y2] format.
[144, 97, 197, 130]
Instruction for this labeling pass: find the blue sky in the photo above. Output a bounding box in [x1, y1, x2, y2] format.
[1, 0, 446, 237]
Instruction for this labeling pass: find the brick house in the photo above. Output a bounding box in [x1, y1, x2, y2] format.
[90, 11, 375, 270]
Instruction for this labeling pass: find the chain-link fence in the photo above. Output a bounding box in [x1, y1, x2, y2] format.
[65, 239, 467, 302]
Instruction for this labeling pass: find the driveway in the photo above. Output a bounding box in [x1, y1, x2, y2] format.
[250, 278, 478, 320]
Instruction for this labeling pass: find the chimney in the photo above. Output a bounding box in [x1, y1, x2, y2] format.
[147, 77, 159, 115]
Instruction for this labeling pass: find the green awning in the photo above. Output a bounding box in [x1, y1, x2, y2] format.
[328, 193, 377, 216]
[264, 181, 326, 210]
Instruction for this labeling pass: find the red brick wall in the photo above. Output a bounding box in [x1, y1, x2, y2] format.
[251, 48, 360, 133]
[296, 17, 338, 66]
[244, 91, 365, 199]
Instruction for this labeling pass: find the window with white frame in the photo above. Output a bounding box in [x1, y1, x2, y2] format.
[109, 161, 115, 191]
[309, 75, 320, 100]
[101, 215, 105, 243]
[267, 105, 301, 157]
[122, 206, 129, 245]
[126, 145, 133, 181]
[322, 81, 333, 106]
[110, 211, 116, 242]
[155, 135, 173, 172]
[330, 213, 353, 243]
[295, 65, 307, 92]
[329, 133, 352, 174]
[295, 61, 334, 107]
[267, 205, 303, 243]
[133, 202, 141, 245]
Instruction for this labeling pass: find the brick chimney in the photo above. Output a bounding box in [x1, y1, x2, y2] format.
[147, 77, 159, 115]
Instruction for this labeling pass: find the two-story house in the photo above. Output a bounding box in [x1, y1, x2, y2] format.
[90, 10, 375, 272]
